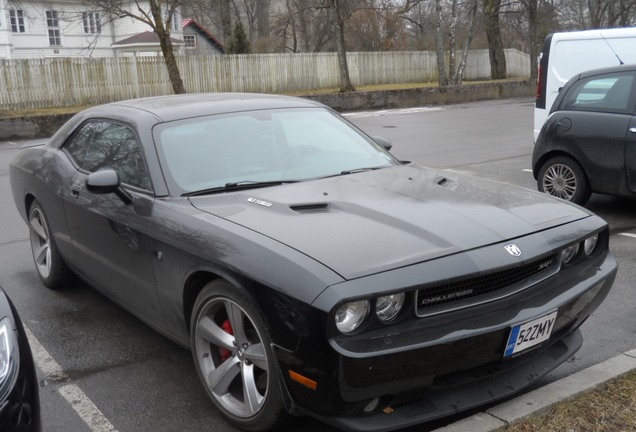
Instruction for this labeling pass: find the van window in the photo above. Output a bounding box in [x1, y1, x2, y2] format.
[561, 74, 634, 113]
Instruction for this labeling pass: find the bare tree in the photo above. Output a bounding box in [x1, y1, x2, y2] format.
[83, 0, 186, 94]
[321, 0, 356, 91]
[449, 0, 479, 84]
[483, 0, 507, 79]
[434, 0, 448, 85]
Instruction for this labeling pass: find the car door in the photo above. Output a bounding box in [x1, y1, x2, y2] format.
[60, 120, 163, 324]
[624, 111, 636, 193]
[554, 71, 636, 195]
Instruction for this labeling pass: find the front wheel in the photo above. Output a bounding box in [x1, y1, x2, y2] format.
[190, 280, 288, 432]
[28, 200, 73, 289]
[538, 156, 591, 205]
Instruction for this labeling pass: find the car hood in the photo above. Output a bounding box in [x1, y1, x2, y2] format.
[189, 163, 590, 280]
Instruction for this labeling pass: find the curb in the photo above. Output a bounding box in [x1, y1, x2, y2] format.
[433, 349, 636, 432]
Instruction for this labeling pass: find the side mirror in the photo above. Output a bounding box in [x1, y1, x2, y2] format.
[373, 136, 393, 151]
[85, 170, 133, 205]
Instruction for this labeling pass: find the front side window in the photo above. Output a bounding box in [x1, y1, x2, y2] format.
[561, 73, 635, 113]
[184, 35, 196, 49]
[46, 11, 61, 46]
[82, 12, 101, 34]
[65, 121, 152, 191]
[9, 10, 25, 33]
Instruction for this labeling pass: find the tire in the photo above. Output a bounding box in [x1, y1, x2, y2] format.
[538, 156, 591, 205]
[28, 200, 73, 289]
[190, 280, 288, 432]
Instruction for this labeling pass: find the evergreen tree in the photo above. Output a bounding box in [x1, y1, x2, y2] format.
[226, 21, 251, 54]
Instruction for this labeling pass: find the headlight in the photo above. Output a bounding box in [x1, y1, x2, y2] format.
[584, 234, 599, 256]
[335, 300, 370, 334]
[561, 243, 580, 265]
[0, 317, 19, 401]
[375, 293, 405, 322]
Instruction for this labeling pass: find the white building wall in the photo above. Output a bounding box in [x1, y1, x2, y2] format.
[0, 0, 183, 59]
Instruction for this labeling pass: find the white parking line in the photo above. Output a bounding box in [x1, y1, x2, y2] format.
[343, 106, 445, 118]
[618, 232, 636, 238]
[59, 385, 118, 432]
[25, 327, 119, 432]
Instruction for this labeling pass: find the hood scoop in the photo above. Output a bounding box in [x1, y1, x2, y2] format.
[290, 203, 330, 213]
[436, 176, 458, 191]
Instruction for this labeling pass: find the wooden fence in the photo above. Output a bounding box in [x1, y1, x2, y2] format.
[0, 49, 529, 111]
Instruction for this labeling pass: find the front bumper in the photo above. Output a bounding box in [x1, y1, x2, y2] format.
[275, 239, 617, 432]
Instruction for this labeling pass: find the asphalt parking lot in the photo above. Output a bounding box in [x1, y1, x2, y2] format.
[0, 97, 634, 432]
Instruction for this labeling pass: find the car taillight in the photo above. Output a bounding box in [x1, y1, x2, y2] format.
[536, 65, 543, 99]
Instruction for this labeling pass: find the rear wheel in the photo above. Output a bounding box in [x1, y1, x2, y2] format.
[191, 280, 288, 431]
[538, 156, 591, 205]
[28, 200, 73, 289]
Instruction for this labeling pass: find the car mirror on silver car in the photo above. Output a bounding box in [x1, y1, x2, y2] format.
[373, 136, 393, 151]
[85, 170, 133, 205]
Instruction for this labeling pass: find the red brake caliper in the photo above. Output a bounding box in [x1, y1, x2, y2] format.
[220, 320, 234, 362]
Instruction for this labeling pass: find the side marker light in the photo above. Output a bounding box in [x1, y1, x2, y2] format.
[289, 370, 317, 390]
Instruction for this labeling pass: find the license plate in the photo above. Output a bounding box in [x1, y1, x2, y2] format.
[504, 310, 558, 358]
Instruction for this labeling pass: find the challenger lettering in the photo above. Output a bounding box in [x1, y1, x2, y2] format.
[419, 289, 474, 305]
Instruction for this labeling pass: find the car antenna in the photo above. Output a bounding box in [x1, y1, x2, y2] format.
[600, 32, 624, 65]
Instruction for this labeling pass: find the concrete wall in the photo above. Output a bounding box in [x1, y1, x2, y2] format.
[310, 80, 535, 112]
[0, 80, 535, 141]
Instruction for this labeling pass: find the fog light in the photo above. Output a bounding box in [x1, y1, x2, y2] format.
[363, 398, 380, 413]
[561, 243, 579, 265]
[584, 234, 599, 256]
[335, 300, 370, 334]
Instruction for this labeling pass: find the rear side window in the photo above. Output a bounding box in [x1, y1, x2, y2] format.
[560, 73, 635, 114]
[65, 121, 152, 190]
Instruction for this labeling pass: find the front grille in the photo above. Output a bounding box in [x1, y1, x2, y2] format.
[416, 254, 558, 316]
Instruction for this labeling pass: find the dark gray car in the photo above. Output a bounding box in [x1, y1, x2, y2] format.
[10, 93, 617, 432]
[533, 64, 636, 205]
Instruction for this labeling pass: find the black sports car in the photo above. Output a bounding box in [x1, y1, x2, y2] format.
[0, 286, 40, 431]
[10, 93, 617, 432]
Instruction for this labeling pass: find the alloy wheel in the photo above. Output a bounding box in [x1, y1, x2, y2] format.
[29, 207, 52, 279]
[194, 297, 269, 418]
[542, 163, 578, 200]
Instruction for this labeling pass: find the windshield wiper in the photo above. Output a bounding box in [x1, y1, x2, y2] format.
[340, 166, 387, 175]
[317, 166, 388, 180]
[182, 180, 300, 197]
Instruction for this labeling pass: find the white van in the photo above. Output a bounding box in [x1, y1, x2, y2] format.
[534, 27, 636, 141]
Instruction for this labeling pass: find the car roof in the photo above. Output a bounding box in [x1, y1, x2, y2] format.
[578, 63, 636, 80]
[98, 93, 327, 123]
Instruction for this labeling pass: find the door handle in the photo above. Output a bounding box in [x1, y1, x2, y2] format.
[71, 186, 81, 197]
[630, 128, 636, 133]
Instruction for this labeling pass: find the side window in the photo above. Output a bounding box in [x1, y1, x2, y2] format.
[561, 74, 635, 113]
[65, 121, 151, 191]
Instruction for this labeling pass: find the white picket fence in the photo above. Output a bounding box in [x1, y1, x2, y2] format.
[0, 49, 529, 111]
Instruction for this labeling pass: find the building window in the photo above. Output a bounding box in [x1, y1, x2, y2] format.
[82, 12, 101, 34]
[46, 11, 61, 46]
[10, 10, 26, 33]
[185, 35, 196, 49]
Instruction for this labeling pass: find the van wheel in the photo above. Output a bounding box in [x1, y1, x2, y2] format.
[538, 156, 591, 205]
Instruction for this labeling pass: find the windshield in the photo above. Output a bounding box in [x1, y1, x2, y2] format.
[153, 107, 399, 196]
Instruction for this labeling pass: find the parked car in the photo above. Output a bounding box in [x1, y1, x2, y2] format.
[0, 286, 41, 431]
[534, 27, 636, 142]
[10, 94, 617, 432]
[533, 64, 636, 205]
